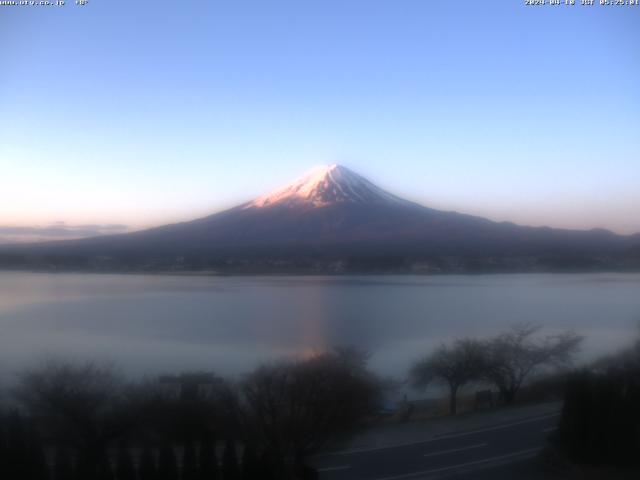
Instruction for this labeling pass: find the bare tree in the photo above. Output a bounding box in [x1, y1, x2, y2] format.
[484, 323, 583, 404]
[239, 348, 381, 478]
[410, 339, 486, 415]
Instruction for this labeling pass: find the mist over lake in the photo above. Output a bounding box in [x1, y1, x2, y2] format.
[1, 272, 638, 380]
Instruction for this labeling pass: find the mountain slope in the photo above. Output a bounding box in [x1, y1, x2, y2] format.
[1, 165, 638, 272]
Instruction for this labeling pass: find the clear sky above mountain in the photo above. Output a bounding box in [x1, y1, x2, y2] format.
[1, 0, 638, 241]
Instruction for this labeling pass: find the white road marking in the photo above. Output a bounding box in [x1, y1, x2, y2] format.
[318, 465, 351, 472]
[423, 442, 487, 458]
[322, 412, 559, 456]
[374, 447, 543, 480]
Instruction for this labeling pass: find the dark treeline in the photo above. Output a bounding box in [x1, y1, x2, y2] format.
[2, 252, 640, 275]
[0, 348, 382, 480]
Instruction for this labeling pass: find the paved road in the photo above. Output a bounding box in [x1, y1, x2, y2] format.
[312, 412, 559, 480]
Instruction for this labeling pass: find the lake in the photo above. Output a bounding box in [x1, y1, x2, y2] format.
[0, 272, 639, 381]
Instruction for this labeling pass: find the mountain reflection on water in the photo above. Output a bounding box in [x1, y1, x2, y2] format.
[0, 272, 638, 379]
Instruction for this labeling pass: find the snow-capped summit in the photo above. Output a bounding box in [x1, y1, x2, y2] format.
[244, 164, 410, 209]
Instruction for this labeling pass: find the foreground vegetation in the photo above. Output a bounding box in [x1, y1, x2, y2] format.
[0, 349, 381, 480]
[1, 325, 639, 479]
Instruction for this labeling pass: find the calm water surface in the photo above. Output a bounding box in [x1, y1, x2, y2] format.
[0, 272, 639, 379]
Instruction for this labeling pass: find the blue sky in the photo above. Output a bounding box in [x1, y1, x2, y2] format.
[1, 0, 639, 237]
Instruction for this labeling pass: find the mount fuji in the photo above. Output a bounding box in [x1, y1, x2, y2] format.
[2, 165, 638, 273]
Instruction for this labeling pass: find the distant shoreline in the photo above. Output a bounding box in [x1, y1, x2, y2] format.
[1, 266, 640, 277]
